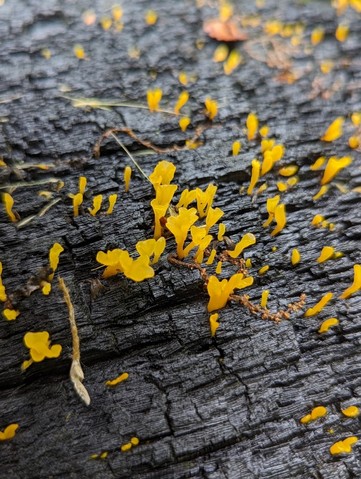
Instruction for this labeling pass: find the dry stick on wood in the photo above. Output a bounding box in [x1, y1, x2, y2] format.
[58, 276, 91, 406]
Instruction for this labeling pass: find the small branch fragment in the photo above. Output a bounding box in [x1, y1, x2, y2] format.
[58, 276, 90, 406]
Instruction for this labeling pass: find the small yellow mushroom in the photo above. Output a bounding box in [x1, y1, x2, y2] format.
[209, 313, 220, 337]
[340, 264, 361, 299]
[351, 112, 361, 127]
[145, 10, 158, 25]
[330, 437, 358, 455]
[3, 309, 20, 321]
[149, 160, 176, 187]
[217, 223, 226, 241]
[321, 156, 352, 185]
[224, 50, 242, 75]
[0, 261, 6, 302]
[121, 442, 132, 452]
[106, 194, 118, 215]
[178, 72, 188, 86]
[179, 116, 190, 132]
[48, 243, 64, 281]
[112, 5, 123, 21]
[174, 91, 189, 115]
[247, 159, 261, 195]
[130, 437, 139, 446]
[73, 44, 86, 60]
[321, 117, 345, 142]
[341, 406, 360, 418]
[207, 274, 254, 312]
[258, 265, 269, 275]
[318, 318, 339, 333]
[304, 292, 333, 317]
[335, 24, 349, 42]
[313, 185, 329, 201]
[227, 233, 256, 258]
[215, 261, 222, 274]
[205, 98, 218, 120]
[270, 203, 286, 236]
[106, 372, 129, 387]
[279, 165, 298, 177]
[311, 26, 325, 45]
[317, 246, 335, 263]
[213, 44, 229, 62]
[147, 88, 162, 112]
[259, 126, 269, 137]
[2, 192, 17, 222]
[0, 424, 19, 441]
[72, 193, 83, 217]
[206, 249, 217, 265]
[124, 166, 132, 192]
[261, 290, 269, 308]
[79, 176, 87, 195]
[89, 195, 103, 216]
[291, 248, 301, 266]
[246, 112, 258, 141]
[232, 140, 241, 156]
[300, 406, 327, 424]
[41, 281, 52, 295]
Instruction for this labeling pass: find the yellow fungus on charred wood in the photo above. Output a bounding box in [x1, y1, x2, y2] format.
[232, 140, 241, 156]
[124, 166, 132, 192]
[145, 10, 158, 25]
[261, 290, 269, 308]
[227, 233, 256, 258]
[300, 406, 327, 424]
[2, 192, 17, 222]
[341, 406, 360, 418]
[318, 318, 339, 333]
[270, 204, 286, 236]
[89, 195, 103, 216]
[106, 372, 129, 387]
[3, 308, 20, 321]
[206, 249, 217, 265]
[147, 88, 162, 112]
[330, 437, 358, 455]
[291, 248, 301, 266]
[246, 112, 258, 141]
[321, 117, 345, 142]
[313, 185, 329, 201]
[0, 424, 19, 441]
[209, 313, 220, 337]
[213, 44, 229, 62]
[311, 26, 325, 45]
[321, 156, 352, 185]
[340, 264, 361, 299]
[247, 159, 261, 195]
[0, 261, 6, 302]
[205, 98, 218, 120]
[179, 116, 190, 132]
[335, 24, 349, 42]
[106, 194, 117, 215]
[258, 265, 269, 275]
[215, 261, 222, 274]
[304, 292, 333, 317]
[207, 274, 254, 312]
[317, 246, 335, 263]
[224, 50, 242, 75]
[48, 243, 64, 281]
[174, 91, 189, 115]
[72, 193, 83, 217]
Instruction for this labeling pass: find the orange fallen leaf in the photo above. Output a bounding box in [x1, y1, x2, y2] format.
[203, 19, 248, 42]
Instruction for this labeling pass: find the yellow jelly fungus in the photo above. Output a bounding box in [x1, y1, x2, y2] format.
[330, 437, 358, 455]
[271, 246, 277, 252]
[89, 195, 103, 216]
[96, 249, 154, 281]
[321, 117, 345, 142]
[213, 44, 229, 62]
[216, 261, 222, 275]
[166, 207, 198, 259]
[112, 5, 123, 21]
[100, 16, 112, 30]
[219, 2, 233, 21]
[261, 139, 275, 153]
[205, 98, 218, 121]
[218, 223, 226, 241]
[149, 160, 176, 187]
[310, 157, 326, 171]
[177, 188, 197, 209]
[300, 406, 327, 424]
[41, 281, 52, 295]
[317, 246, 335, 263]
[178, 72, 188, 86]
[3, 309, 20, 321]
[136, 237, 166, 264]
[41, 48, 51, 59]
[246, 112, 258, 141]
[0, 261, 6, 302]
[318, 318, 339, 333]
[351, 112, 361, 127]
[151, 194, 175, 240]
[23, 331, 62, 367]
[261, 290, 269, 308]
[320, 60, 334, 74]
[49, 242, 64, 281]
[224, 50, 242, 75]
[121, 443, 132, 452]
[100, 452, 108, 459]
[340, 264, 361, 299]
[277, 182, 287, 192]
[0, 424, 19, 441]
[79, 176, 87, 195]
[261, 145, 285, 176]
[179, 116, 191, 132]
[207, 274, 254, 312]
[232, 140, 241, 156]
[227, 233, 256, 259]
[174, 91, 189, 115]
[313, 185, 329, 201]
[73, 44, 86, 60]
[106, 194, 118, 215]
[145, 10, 158, 25]
[105, 372, 129, 387]
[147, 88, 162, 112]
[82, 9, 96, 26]
[321, 156, 352, 185]
[311, 26, 325, 45]
[312, 214, 324, 226]
[206, 249, 217, 265]
[335, 24, 349, 42]
[205, 206, 224, 233]
[258, 265, 269, 275]
[130, 437, 139, 446]
[263, 195, 280, 227]
[247, 159, 261, 195]
[348, 136, 360, 149]
[72, 193, 83, 217]
[245, 258, 252, 268]
[279, 165, 298, 177]
[304, 292, 333, 317]
[270, 204, 286, 236]
[341, 406, 360, 418]
[124, 166, 132, 192]
[264, 20, 283, 36]
[291, 248, 301, 266]
[259, 126, 269, 137]
[2, 192, 17, 222]
[195, 184, 217, 218]
[209, 313, 220, 337]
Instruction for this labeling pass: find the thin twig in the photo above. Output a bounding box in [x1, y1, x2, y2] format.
[109, 132, 151, 182]
[0, 178, 61, 190]
[58, 277, 90, 406]
[16, 198, 61, 229]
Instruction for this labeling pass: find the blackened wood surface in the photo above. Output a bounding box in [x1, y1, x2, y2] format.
[0, 1, 361, 478]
